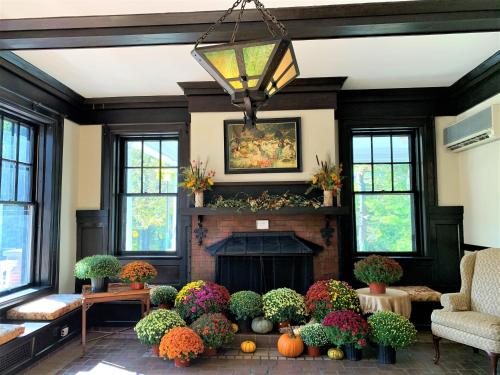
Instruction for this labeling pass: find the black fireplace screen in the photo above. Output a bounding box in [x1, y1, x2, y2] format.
[206, 232, 322, 294]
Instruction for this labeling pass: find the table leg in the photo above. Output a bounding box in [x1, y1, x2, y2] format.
[82, 302, 86, 354]
[146, 297, 150, 314]
[141, 300, 145, 317]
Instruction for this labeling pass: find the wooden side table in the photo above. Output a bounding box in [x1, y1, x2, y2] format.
[356, 287, 412, 318]
[81, 289, 151, 353]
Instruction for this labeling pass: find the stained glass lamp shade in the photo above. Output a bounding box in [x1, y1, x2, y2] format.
[192, 37, 299, 108]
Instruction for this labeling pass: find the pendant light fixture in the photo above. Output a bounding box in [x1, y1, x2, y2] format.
[192, 0, 299, 130]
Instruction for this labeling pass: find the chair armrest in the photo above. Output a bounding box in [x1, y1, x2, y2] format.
[441, 292, 470, 311]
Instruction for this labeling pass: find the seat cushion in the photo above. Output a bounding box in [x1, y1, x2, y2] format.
[0, 324, 24, 345]
[431, 310, 500, 341]
[6, 294, 82, 321]
[392, 286, 441, 302]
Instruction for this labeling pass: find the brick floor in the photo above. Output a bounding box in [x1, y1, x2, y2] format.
[21, 329, 491, 375]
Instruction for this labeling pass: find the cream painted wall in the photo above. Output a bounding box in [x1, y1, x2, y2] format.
[59, 122, 102, 292]
[77, 126, 102, 209]
[435, 94, 500, 247]
[190, 109, 336, 182]
[59, 119, 79, 293]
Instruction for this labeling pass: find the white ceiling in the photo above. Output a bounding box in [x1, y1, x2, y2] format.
[0, 0, 412, 19]
[14, 32, 500, 97]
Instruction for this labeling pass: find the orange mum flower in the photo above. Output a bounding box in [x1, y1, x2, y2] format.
[120, 261, 157, 283]
[159, 327, 204, 360]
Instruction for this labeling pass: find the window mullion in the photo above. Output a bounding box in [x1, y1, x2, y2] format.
[370, 136, 374, 192]
[140, 140, 144, 194]
[14, 122, 20, 201]
[0, 115, 3, 191]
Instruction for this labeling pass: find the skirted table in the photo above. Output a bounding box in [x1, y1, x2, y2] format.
[356, 287, 412, 318]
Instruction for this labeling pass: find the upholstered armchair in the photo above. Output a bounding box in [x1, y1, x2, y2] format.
[431, 248, 500, 375]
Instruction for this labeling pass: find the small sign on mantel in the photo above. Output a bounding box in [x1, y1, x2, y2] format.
[256, 220, 269, 230]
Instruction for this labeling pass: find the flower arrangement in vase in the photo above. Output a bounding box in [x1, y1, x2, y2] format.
[323, 310, 370, 361]
[150, 285, 178, 309]
[74, 255, 121, 293]
[190, 313, 234, 356]
[120, 261, 157, 289]
[134, 309, 185, 356]
[305, 279, 361, 321]
[180, 160, 215, 207]
[299, 323, 329, 357]
[354, 255, 403, 294]
[306, 155, 343, 207]
[159, 327, 204, 368]
[175, 280, 230, 323]
[262, 288, 307, 328]
[229, 291, 263, 333]
[368, 311, 417, 364]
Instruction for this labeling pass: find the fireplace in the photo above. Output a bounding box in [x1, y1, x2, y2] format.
[206, 232, 322, 294]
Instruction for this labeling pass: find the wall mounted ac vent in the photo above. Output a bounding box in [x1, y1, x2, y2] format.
[444, 104, 500, 152]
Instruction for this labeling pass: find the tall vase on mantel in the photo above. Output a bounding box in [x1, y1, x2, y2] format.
[194, 191, 204, 208]
[323, 190, 333, 207]
[335, 188, 341, 207]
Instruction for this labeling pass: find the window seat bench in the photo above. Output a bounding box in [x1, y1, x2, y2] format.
[392, 286, 442, 329]
[0, 294, 82, 375]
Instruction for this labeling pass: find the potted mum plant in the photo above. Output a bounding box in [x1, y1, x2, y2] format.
[229, 291, 263, 333]
[262, 288, 307, 329]
[306, 155, 343, 207]
[175, 280, 230, 323]
[74, 255, 121, 293]
[191, 313, 234, 356]
[180, 160, 215, 207]
[368, 311, 417, 364]
[354, 255, 403, 294]
[323, 310, 370, 361]
[150, 285, 177, 309]
[120, 261, 157, 289]
[299, 323, 329, 357]
[159, 327, 204, 368]
[305, 279, 361, 321]
[134, 309, 186, 356]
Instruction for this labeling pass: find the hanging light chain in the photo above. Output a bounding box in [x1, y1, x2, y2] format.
[194, 0, 288, 48]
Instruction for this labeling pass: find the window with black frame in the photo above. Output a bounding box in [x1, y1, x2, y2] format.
[352, 132, 417, 253]
[119, 138, 179, 253]
[0, 115, 36, 293]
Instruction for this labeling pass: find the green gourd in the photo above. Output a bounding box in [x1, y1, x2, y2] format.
[251, 316, 273, 334]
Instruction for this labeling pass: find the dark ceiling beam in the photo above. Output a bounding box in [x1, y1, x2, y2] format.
[448, 51, 500, 114]
[1, 0, 499, 50]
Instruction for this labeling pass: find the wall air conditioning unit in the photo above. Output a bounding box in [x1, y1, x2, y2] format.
[444, 104, 500, 152]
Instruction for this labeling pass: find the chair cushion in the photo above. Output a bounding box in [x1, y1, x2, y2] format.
[471, 248, 500, 316]
[0, 324, 25, 345]
[391, 286, 441, 302]
[6, 294, 82, 321]
[431, 310, 500, 341]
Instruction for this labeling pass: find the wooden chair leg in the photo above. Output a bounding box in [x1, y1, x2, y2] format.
[486, 352, 498, 375]
[432, 334, 442, 364]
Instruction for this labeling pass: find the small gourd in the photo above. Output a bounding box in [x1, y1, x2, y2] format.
[231, 323, 239, 333]
[241, 340, 256, 353]
[251, 316, 273, 334]
[277, 332, 304, 358]
[327, 347, 344, 360]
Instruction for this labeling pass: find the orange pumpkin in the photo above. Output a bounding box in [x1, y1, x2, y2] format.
[277, 333, 304, 358]
[241, 340, 256, 353]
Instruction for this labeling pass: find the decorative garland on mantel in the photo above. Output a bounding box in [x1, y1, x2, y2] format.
[207, 191, 322, 212]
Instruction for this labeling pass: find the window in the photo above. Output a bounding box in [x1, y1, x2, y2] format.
[119, 138, 179, 253]
[352, 132, 417, 252]
[0, 116, 36, 292]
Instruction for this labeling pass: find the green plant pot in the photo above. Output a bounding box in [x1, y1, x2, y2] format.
[377, 344, 396, 364]
[237, 318, 252, 333]
[343, 344, 362, 361]
[90, 277, 108, 293]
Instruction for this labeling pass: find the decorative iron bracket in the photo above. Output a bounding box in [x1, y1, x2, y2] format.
[194, 215, 208, 246]
[320, 215, 334, 247]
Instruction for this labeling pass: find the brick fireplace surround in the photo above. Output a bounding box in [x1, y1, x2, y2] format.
[190, 214, 339, 283]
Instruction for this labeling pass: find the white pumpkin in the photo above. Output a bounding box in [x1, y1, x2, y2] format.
[251, 316, 273, 334]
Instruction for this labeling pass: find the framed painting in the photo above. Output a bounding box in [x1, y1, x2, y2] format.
[224, 117, 302, 174]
